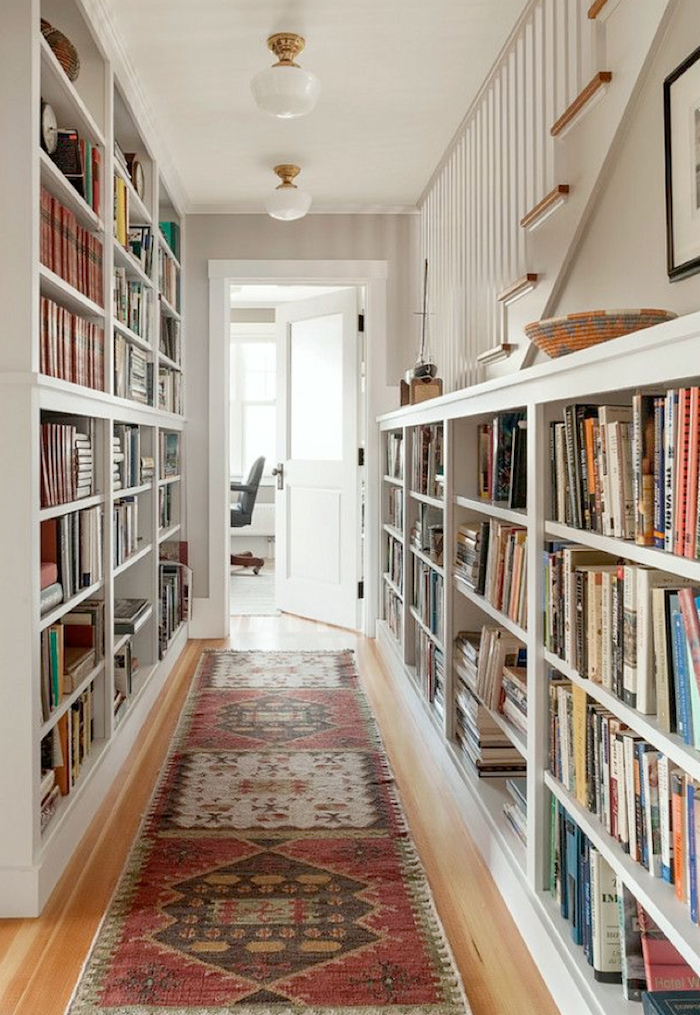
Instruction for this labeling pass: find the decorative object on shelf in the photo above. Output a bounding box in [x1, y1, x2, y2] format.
[125, 154, 145, 200]
[401, 259, 443, 405]
[664, 45, 700, 281]
[264, 164, 312, 221]
[40, 100, 58, 155]
[40, 19, 80, 82]
[524, 308, 677, 358]
[251, 32, 320, 119]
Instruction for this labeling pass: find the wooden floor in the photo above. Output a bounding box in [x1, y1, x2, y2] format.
[0, 616, 559, 1015]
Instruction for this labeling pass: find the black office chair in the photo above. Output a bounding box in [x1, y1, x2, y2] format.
[230, 456, 266, 574]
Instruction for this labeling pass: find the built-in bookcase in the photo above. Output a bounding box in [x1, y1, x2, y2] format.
[0, 0, 187, 916]
[377, 315, 700, 1015]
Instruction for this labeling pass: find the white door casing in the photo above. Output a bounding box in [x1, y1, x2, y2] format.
[275, 288, 359, 628]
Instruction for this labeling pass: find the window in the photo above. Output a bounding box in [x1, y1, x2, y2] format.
[230, 332, 276, 477]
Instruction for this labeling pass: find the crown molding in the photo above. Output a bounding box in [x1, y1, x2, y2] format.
[188, 203, 420, 216]
[78, 0, 190, 215]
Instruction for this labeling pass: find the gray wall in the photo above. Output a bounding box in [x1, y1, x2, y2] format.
[184, 213, 419, 596]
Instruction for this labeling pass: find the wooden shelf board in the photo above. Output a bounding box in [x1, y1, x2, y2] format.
[113, 160, 152, 225]
[40, 38, 105, 147]
[545, 772, 700, 977]
[453, 575, 527, 641]
[453, 660, 528, 757]
[113, 239, 153, 288]
[382, 572, 404, 600]
[39, 266, 105, 319]
[409, 490, 444, 509]
[113, 318, 152, 353]
[409, 605, 444, 650]
[112, 543, 152, 578]
[544, 521, 700, 582]
[544, 650, 700, 785]
[39, 150, 103, 233]
[39, 660, 106, 740]
[409, 543, 445, 577]
[551, 73, 613, 137]
[40, 493, 103, 522]
[454, 495, 528, 525]
[520, 186, 570, 230]
[40, 580, 104, 631]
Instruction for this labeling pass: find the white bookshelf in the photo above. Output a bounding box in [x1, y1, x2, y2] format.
[376, 312, 700, 1015]
[0, 0, 188, 916]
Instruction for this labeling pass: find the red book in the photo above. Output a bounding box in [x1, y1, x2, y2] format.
[675, 388, 690, 556]
[679, 587, 700, 697]
[40, 562, 58, 590]
[685, 387, 700, 558]
[637, 901, 700, 990]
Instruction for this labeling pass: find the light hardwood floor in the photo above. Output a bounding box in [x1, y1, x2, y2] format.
[0, 616, 559, 1015]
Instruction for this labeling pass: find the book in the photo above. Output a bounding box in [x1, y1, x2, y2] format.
[637, 903, 700, 991]
[114, 598, 150, 634]
[643, 993, 700, 1014]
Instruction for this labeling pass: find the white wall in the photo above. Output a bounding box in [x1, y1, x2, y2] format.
[553, 0, 700, 317]
[184, 213, 418, 595]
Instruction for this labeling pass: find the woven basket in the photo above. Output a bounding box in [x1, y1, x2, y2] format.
[41, 19, 80, 82]
[524, 308, 677, 358]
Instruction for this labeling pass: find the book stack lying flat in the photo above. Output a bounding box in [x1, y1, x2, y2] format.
[40, 421, 93, 508]
[454, 680, 525, 777]
[112, 434, 124, 491]
[478, 411, 527, 508]
[141, 456, 155, 485]
[503, 777, 527, 846]
[114, 334, 151, 404]
[550, 391, 700, 559]
[40, 561, 62, 616]
[40, 508, 103, 599]
[114, 598, 150, 634]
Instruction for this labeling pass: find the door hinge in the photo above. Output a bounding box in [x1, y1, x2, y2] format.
[358, 447, 365, 467]
[357, 580, 364, 600]
[358, 312, 365, 333]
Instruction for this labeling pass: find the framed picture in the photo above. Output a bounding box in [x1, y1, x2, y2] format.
[664, 44, 700, 281]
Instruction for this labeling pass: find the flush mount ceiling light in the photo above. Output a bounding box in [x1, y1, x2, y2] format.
[251, 33, 320, 119]
[265, 164, 312, 221]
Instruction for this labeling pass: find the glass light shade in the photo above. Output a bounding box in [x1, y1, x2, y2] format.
[251, 65, 320, 119]
[265, 184, 312, 221]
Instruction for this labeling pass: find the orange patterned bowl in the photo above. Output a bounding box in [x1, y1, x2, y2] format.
[524, 308, 677, 358]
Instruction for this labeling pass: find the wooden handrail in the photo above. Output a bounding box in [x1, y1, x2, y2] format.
[550, 72, 612, 137]
[520, 186, 570, 229]
[497, 274, 539, 304]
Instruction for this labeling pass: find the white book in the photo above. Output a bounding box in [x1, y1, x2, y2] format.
[590, 847, 622, 980]
[614, 735, 629, 851]
[658, 754, 673, 883]
[601, 571, 613, 691]
[642, 750, 662, 878]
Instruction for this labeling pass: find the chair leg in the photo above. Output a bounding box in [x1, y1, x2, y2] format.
[231, 553, 265, 575]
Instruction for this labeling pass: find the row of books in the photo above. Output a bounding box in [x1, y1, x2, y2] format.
[383, 583, 403, 643]
[40, 421, 93, 508]
[550, 392, 700, 560]
[159, 221, 181, 261]
[503, 777, 527, 846]
[40, 682, 94, 808]
[114, 334, 150, 403]
[454, 676, 526, 778]
[385, 432, 403, 480]
[544, 548, 700, 734]
[160, 431, 180, 478]
[454, 626, 527, 719]
[552, 802, 700, 999]
[414, 626, 444, 716]
[40, 507, 103, 599]
[113, 498, 140, 568]
[477, 411, 527, 508]
[157, 365, 183, 415]
[456, 519, 528, 628]
[48, 130, 101, 215]
[160, 314, 181, 363]
[40, 600, 104, 721]
[412, 423, 443, 499]
[40, 189, 104, 305]
[159, 484, 174, 530]
[114, 176, 153, 253]
[113, 423, 154, 490]
[386, 534, 403, 590]
[114, 636, 138, 705]
[40, 296, 105, 390]
[412, 556, 444, 642]
[158, 245, 180, 311]
[386, 486, 403, 531]
[113, 270, 152, 340]
[159, 557, 191, 656]
[410, 503, 443, 564]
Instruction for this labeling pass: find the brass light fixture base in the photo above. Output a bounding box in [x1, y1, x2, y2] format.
[273, 164, 301, 189]
[267, 33, 305, 67]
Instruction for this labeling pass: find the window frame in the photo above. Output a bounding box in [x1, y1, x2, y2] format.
[229, 323, 277, 479]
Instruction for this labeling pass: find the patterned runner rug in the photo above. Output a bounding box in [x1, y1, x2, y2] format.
[68, 650, 471, 1015]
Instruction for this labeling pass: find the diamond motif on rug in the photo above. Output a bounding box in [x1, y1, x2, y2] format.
[163, 750, 381, 830]
[202, 650, 354, 689]
[217, 694, 334, 744]
[154, 850, 380, 986]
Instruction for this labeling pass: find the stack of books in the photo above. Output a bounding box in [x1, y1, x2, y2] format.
[157, 366, 183, 414]
[40, 507, 103, 598]
[113, 496, 140, 568]
[141, 456, 155, 485]
[386, 432, 403, 480]
[454, 520, 489, 593]
[114, 334, 151, 404]
[49, 130, 101, 214]
[454, 680, 525, 778]
[40, 296, 104, 390]
[39, 599, 104, 720]
[114, 598, 151, 634]
[503, 777, 527, 846]
[478, 411, 527, 508]
[40, 421, 93, 507]
[40, 189, 104, 305]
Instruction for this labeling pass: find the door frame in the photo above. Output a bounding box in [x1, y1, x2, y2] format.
[207, 259, 388, 638]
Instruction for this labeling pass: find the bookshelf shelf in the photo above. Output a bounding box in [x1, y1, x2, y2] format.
[409, 606, 444, 651]
[159, 294, 181, 320]
[158, 351, 182, 372]
[113, 633, 131, 656]
[410, 544, 445, 577]
[410, 490, 444, 509]
[158, 474, 181, 487]
[383, 474, 403, 486]
[453, 575, 527, 641]
[39, 580, 104, 631]
[159, 523, 182, 543]
[383, 572, 403, 600]
[39, 150, 103, 233]
[39, 266, 105, 320]
[453, 660, 527, 757]
[454, 495, 528, 526]
[158, 231, 181, 269]
[383, 522, 403, 542]
[40, 493, 104, 522]
[39, 38, 105, 147]
[545, 520, 700, 582]
[0, 2, 188, 916]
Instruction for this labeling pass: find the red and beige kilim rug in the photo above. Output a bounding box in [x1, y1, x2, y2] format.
[67, 650, 471, 1015]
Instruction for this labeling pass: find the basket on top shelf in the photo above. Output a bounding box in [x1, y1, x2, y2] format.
[41, 19, 80, 81]
[524, 308, 677, 358]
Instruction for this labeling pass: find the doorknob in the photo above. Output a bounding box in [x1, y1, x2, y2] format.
[272, 463, 284, 490]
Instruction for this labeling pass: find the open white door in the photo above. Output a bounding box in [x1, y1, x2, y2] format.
[275, 288, 359, 628]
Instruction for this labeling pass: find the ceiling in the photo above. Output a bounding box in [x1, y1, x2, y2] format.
[108, 0, 528, 214]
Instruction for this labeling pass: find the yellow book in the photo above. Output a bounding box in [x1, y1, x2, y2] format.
[572, 684, 588, 807]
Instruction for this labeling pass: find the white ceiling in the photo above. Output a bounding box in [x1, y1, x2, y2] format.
[108, 0, 528, 214]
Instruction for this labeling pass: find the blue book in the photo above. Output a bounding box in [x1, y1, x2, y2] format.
[671, 601, 692, 744]
[643, 992, 700, 1014]
[565, 813, 581, 943]
[582, 839, 592, 965]
[689, 781, 698, 925]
